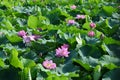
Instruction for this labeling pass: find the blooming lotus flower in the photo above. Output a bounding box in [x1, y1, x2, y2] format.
[88, 31, 95, 37]
[18, 30, 26, 37]
[29, 35, 36, 41]
[23, 35, 40, 43]
[23, 35, 35, 43]
[76, 14, 85, 19]
[56, 44, 70, 57]
[42, 60, 56, 69]
[90, 22, 96, 28]
[23, 36, 32, 43]
[68, 20, 75, 25]
[70, 5, 76, 9]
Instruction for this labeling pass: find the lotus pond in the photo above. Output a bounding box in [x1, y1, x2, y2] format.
[0, 0, 120, 80]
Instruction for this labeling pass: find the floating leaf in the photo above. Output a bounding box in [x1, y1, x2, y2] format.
[99, 55, 120, 66]
[102, 68, 120, 80]
[73, 59, 92, 71]
[9, 49, 23, 69]
[103, 6, 116, 16]
[6, 34, 22, 43]
[21, 57, 36, 68]
[0, 58, 4, 68]
[93, 65, 101, 80]
[28, 15, 38, 29]
[82, 22, 91, 30]
[21, 68, 32, 80]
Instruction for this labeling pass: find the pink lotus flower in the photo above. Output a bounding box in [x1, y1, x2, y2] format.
[42, 60, 56, 69]
[23, 35, 35, 43]
[18, 30, 27, 37]
[23, 35, 40, 43]
[56, 44, 70, 57]
[70, 5, 76, 9]
[76, 14, 85, 19]
[23, 36, 33, 43]
[68, 20, 75, 25]
[90, 22, 96, 28]
[88, 31, 95, 37]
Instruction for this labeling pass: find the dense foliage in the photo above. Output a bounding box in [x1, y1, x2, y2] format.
[0, 0, 120, 80]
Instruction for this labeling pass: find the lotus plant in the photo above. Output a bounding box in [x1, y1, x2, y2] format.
[70, 5, 76, 9]
[56, 44, 70, 57]
[18, 30, 27, 37]
[76, 14, 85, 19]
[88, 31, 95, 37]
[90, 22, 96, 28]
[18, 30, 40, 43]
[42, 60, 56, 69]
[67, 20, 75, 25]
